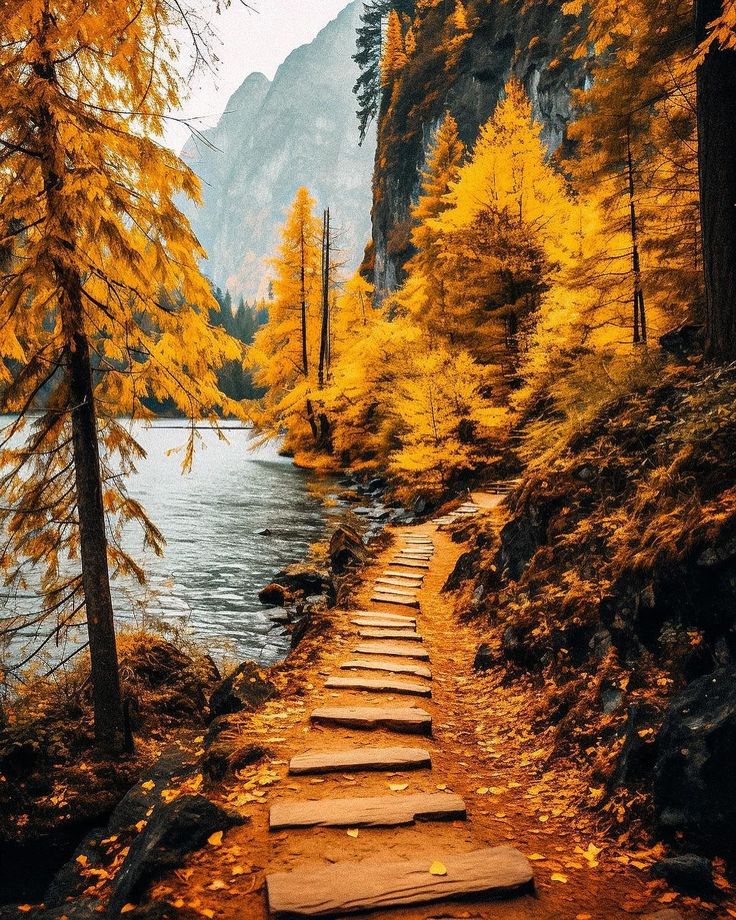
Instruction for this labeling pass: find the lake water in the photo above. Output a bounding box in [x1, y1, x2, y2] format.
[2, 420, 362, 666]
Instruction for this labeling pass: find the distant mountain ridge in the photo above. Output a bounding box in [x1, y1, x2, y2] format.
[181, 2, 375, 299]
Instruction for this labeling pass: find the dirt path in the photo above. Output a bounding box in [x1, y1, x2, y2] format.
[153, 494, 716, 920]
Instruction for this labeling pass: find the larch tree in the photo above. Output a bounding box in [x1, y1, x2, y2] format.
[0, 0, 243, 750]
[432, 79, 573, 384]
[563, 0, 698, 345]
[381, 10, 409, 86]
[398, 112, 465, 342]
[249, 188, 323, 453]
[695, 0, 736, 360]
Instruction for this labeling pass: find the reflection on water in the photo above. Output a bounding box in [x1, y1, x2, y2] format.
[2, 420, 357, 666]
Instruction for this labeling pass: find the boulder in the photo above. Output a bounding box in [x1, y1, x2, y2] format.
[329, 524, 367, 573]
[208, 662, 276, 721]
[651, 855, 714, 896]
[202, 741, 267, 782]
[259, 582, 287, 605]
[108, 794, 245, 913]
[473, 643, 496, 671]
[654, 666, 736, 850]
[659, 323, 704, 360]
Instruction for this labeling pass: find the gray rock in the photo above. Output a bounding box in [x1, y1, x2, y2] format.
[654, 666, 736, 849]
[208, 661, 276, 721]
[651, 854, 714, 896]
[108, 795, 246, 913]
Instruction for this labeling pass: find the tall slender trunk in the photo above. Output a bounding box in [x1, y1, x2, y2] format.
[35, 13, 124, 752]
[65, 302, 125, 752]
[696, 0, 736, 361]
[318, 209, 331, 389]
[626, 124, 647, 345]
[299, 226, 308, 377]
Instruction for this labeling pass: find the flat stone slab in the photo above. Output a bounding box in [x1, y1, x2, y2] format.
[375, 577, 423, 591]
[288, 746, 431, 775]
[389, 560, 431, 570]
[355, 641, 430, 660]
[340, 659, 432, 680]
[371, 593, 420, 608]
[395, 551, 433, 559]
[358, 628, 422, 641]
[383, 574, 424, 585]
[269, 792, 465, 830]
[351, 609, 417, 620]
[325, 676, 431, 697]
[311, 704, 432, 734]
[266, 845, 533, 917]
[375, 577, 420, 589]
[351, 615, 417, 628]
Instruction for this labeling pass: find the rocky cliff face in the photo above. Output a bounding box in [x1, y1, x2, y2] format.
[182, 2, 375, 299]
[370, 0, 585, 296]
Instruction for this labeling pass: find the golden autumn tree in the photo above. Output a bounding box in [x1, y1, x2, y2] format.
[397, 112, 465, 340]
[249, 188, 323, 454]
[431, 78, 573, 388]
[0, 0, 243, 750]
[381, 10, 408, 86]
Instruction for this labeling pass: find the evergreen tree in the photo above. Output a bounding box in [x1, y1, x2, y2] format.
[381, 10, 408, 86]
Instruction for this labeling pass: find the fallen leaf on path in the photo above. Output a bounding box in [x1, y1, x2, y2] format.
[429, 861, 447, 876]
[528, 854, 546, 861]
[346, 828, 359, 838]
[120, 906, 136, 914]
[550, 873, 568, 883]
[389, 783, 408, 791]
[208, 880, 228, 891]
[659, 892, 678, 904]
[141, 780, 155, 791]
[207, 831, 223, 847]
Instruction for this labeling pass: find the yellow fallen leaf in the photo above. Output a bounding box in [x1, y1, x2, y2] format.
[134, 820, 147, 833]
[76, 855, 88, 867]
[659, 892, 678, 904]
[207, 831, 223, 847]
[550, 873, 568, 883]
[539, 815, 549, 823]
[528, 853, 546, 861]
[208, 879, 228, 891]
[429, 861, 447, 876]
[436, 784, 447, 791]
[576, 914, 592, 919]
[200, 910, 215, 919]
[389, 783, 409, 792]
[346, 828, 359, 838]
[141, 780, 155, 791]
[120, 906, 137, 914]
[476, 787, 489, 795]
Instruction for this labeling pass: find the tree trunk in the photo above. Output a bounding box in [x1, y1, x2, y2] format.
[64, 280, 125, 752]
[696, 0, 736, 361]
[318, 209, 331, 389]
[626, 124, 647, 345]
[300, 227, 309, 376]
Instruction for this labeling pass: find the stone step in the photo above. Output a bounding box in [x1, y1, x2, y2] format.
[383, 570, 424, 582]
[269, 791, 465, 830]
[325, 675, 431, 697]
[355, 641, 430, 660]
[371, 584, 419, 597]
[340, 659, 432, 680]
[288, 746, 431, 775]
[351, 609, 417, 622]
[266, 846, 534, 917]
[389, 560, 431, 570]
[311, 704, 432, 734]
[395, 551, 433, 559]
[371, 593, 421, 608]
[357, 628, 422, 641]
[351, 615, 417, 628]
[374, 577, 421, 590]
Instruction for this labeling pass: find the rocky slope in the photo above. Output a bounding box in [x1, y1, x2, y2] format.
[182, 1, 375, 299]
[369, 0, 585, 296]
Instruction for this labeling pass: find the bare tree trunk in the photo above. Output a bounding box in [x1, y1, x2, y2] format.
[65, 308, 125, 752]
[696, 0, 736, 361]
[626, 124, 647, 345]
[318, 209, 331, 389]
[300, 227, 309, 377]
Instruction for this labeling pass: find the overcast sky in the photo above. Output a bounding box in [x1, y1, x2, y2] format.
[166, 0, 351, 150]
